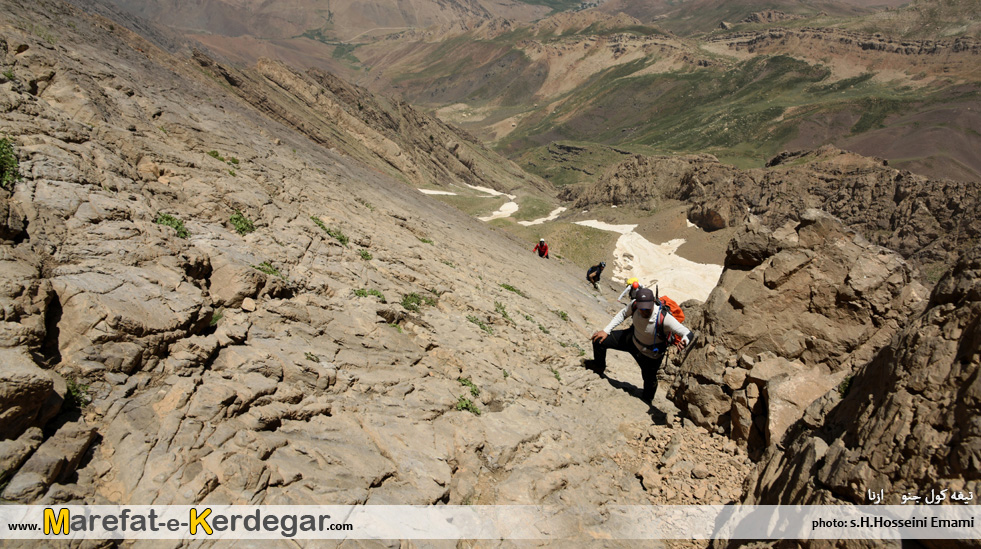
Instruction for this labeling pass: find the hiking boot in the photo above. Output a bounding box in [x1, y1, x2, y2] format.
[582, 359, 605, 376]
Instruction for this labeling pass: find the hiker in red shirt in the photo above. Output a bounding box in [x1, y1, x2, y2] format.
[533, 238, 549, 259]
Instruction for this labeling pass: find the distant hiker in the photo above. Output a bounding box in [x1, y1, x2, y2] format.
[584, 287, 695, 404]
[618, 277, 643, 303]
[586, 261, 605, 289]
[533, 238, 550, 259]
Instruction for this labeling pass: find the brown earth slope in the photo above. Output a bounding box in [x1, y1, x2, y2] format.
[1, 0, 757, 523]
[2, 0, 979, 543]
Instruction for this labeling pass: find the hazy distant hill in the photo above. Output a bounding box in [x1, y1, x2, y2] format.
[103, 0, 566, 41]
[98, 0, 981, 184]
[348, 10, 980, 182]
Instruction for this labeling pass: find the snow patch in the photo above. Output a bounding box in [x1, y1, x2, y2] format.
[578, 220, 722, 303]
[418, 189, 458, 196]
[519, 207, 567, 226]
[479, 201, 520, 221]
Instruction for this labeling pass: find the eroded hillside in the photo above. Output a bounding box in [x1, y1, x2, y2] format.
[561, 146, 981, 278]
[2, 1, 979, 546]
[84, 0, 981, 183]
[1, 0, 756, 521]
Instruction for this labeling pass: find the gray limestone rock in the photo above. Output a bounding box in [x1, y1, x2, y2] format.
[0, 348, 54, 439]
[671, 211, 927, 457]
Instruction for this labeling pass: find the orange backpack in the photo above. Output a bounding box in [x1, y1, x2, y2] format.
[657, 295, 684, 324]
[655, 288, 685, 347]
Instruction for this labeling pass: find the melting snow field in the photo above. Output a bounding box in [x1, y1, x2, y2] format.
[519, 207, 567, 226]
[479, 202, 520, 221]
[418, 189, 458, 196]
[465, 184, 515, 198]
[467, 184, 520, 221]
[576, 220, 723, 303]
[420, 188, 721, 302]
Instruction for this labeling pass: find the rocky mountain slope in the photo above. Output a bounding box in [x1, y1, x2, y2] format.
[101, 0, 544, 41]
[1, 0, 979, 544]
[1, 0, 757, 518]
[187, 49, 548, 197]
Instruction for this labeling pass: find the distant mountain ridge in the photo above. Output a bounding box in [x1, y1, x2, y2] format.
[97, 0, 981, 183]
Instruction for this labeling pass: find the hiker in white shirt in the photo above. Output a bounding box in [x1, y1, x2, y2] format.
[584, 287, 694, 403]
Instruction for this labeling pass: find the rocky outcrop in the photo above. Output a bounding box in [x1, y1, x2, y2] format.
[669, 210, 927, 458]
[740, 11, 805, 24]
[563, 153, 721, 210]
[0, 0, 755, 511]
[711, 27, 981, 57]
[744, 245, 981, 513]
[686, 147, 981, 273]
[582, 147, 979, 277]
[190, 50, 549, 197]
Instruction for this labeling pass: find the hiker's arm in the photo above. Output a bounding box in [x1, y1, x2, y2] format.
[662, 314, 694, 347]
[617, 286, 630, 302]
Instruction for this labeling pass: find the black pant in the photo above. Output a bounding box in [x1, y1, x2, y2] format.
[590, 329, 664, 402]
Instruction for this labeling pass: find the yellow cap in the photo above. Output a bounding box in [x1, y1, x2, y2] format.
[626, 277, 639, 285]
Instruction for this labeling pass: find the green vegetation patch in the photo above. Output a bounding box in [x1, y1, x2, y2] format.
[311, 216, 350, 246]
[431, 193, 507, 217]
[253, 261, 286, 279]
[467, 314, 493, 334]
[456, 395, 481, 415]
[332, 43, 361, 65]
[402, 292, 436, 312]
[514, 0, 584, 15]
[458, 377, 480, 397]
[230, 210, 255, 235]
[155, 212, 189, 239]
[510, 196, 555, 221]
[495, 301, 512, 323]
[500, 283, 527, 298]
[850, 97, 909, 134]
[545, 223, 618, 271]
[515, 141, 653, 188]
[0, 138, 21, 190]
[502, 54, 929, 170]
[66, 378, 91, 409]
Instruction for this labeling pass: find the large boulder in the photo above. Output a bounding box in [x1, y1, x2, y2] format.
[1, 421, 96, 502]
[745, 246, 981, 520]
[0, 348, 55, 439]
[670, 210, 927, 457]
[50, 262, 210, 375]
